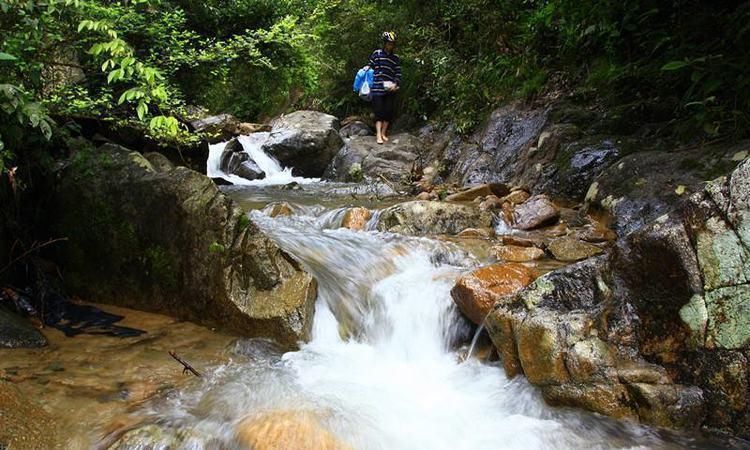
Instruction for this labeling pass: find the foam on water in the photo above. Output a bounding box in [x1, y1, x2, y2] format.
[122, 207, 683, 450]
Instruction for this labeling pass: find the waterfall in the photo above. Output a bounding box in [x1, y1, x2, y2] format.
[127, 204, 672, 450]
[207, 133, 320, 186]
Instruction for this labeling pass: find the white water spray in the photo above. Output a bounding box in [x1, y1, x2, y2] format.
[207, 133, 320, 186]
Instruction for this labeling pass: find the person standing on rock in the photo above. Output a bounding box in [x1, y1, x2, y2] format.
[369, 31, 402, 145]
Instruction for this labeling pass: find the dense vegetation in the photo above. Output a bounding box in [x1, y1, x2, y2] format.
[1, 0, 749, 172]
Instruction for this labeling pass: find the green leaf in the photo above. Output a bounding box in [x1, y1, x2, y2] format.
[0, 52, 17, 61]
[136, 101, 147, 120]
[661, 60, 690, 71]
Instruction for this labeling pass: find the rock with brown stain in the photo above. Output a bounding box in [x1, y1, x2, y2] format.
[450, 263, 538, 325]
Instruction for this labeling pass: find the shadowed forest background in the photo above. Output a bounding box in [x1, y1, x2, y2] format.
[2, 0, 749, 163]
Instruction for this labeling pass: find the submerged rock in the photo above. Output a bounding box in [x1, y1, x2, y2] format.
[376, 201, 492, 236]
[262, 110, 343, 177]
[0, 307, 47, 348]
[51, 144, 316, 348]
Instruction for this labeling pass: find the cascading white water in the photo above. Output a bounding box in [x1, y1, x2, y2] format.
[207, 133, 320, 186]
[121, 205, 680, 450]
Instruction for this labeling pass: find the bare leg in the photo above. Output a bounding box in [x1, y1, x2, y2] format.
[382, 121, 390, 141]
[376, 121, 384, 144]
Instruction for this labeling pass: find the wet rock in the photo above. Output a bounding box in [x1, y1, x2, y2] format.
[341, 207, 371, 231]
[573, 223, 616, 243]
[500, 235, 545, 249]
[51, 144, 317, 348]
[0, 380, 58, 449]
[262, 110, 343, 177]
[585, 142, 745, 236]
[450, 263, 538, 325]
[542, 383, 636, 419]
[491, 245, 545, 262]
[143, 152, 175, 173]
[376, 201, 492, 236]
[451, 105, 547, 185]
[565, 337, 617, 383]
[501, 190, 530, 205]
[0, 307, 47, 348]
[235, 410, 352, 450]
[626, 383, 705, 429]
[446, 183, 509, 202]
[548, 237, 604, 262]
[515, 311, 573, 385]
[236, 160, 265, 181]
[415, 192, 432, 201]
[545, 139, 620, 200]
[324, 134, 424, 183]
[339, 120, 373, 139]
[512, 195, 560, 230]
[479, 195, 503, 211]
[616, 361, 670, 385]
[108, 424, 211, 449]
[613, 215, 705, 357]
[457, 228, 494, 239]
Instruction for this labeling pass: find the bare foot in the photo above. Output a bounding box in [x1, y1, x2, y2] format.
[377, 136, 384, 144]
[383, 135, 389, 142]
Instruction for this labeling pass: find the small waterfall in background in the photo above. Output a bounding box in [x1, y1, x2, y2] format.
[207, 133, 320, 186]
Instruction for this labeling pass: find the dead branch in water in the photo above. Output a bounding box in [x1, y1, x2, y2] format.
[168, 351, 202, 377]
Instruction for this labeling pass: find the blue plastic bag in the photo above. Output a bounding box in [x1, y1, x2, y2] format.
[353, 66, 374, 101]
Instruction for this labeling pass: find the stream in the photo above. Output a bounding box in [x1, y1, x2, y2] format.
[0, 138, 731, 449]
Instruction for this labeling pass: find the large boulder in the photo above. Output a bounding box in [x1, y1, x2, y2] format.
[262, 110, 343, 177]
[0, 307, 47, 348]
[375, 201, 492, 236]
[324, 134, 424, 182]
[50, 143, 316, 348]
[585, 141, 747, 236]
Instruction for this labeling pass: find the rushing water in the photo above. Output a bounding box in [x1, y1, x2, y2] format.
[207, 133, 320, 186]
[107, 181, 720, 449]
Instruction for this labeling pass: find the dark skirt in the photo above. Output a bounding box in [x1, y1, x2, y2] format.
[372, 94, 396, 122]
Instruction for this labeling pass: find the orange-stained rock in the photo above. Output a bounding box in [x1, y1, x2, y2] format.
[235, 410, 352, 450]
[415, 191, 432, 201]
[501, 235, 544, 248]
[450, 263, 538, 325]
[341, 207, 371, 231]
[491, 245, 545, 262]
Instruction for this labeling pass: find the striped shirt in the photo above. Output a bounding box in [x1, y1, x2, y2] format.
[368, 49, 401, 96]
